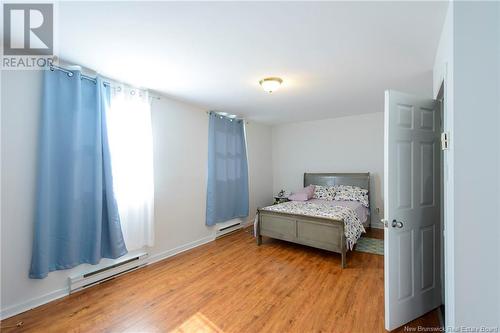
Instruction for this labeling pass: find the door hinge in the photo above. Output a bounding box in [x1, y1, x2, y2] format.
[441, 132, 449, 150]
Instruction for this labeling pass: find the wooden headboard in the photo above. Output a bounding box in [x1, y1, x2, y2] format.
[303, 173, 370, 191]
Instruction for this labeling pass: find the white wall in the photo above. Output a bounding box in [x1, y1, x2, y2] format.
[148, 96, 213, 261]
[271, 112, 384, 228]
[433, 1, 500, 328]
[452, 1, 499, 327]
[246, 122, 274, 222]
[0, 70, 273, 318]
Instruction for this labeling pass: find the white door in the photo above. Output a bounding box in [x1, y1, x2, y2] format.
[384, 90, 442, 330]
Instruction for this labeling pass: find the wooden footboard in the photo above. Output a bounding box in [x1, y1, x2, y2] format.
[256, 210, 347, 268]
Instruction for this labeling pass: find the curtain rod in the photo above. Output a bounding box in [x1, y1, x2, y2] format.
[206, 111, 246, 121]
[49, 64, 161, 100]
[50, 64, 101, 83]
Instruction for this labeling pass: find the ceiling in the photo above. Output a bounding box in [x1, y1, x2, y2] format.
[56, 1, 448, 124]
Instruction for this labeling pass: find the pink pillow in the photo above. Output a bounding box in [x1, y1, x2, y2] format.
[288, 185, 315, 201]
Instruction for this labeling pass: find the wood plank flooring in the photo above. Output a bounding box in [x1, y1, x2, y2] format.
[363, 227, 384, 240]
[1, 228, 439, 332]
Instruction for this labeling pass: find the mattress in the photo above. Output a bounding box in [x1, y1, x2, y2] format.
[307, 199, 370, 226]
[260, 199, 370, 226]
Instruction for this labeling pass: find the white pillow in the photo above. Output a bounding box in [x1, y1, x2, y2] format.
[312, 185, 336, 201]
[334, 185, 369, 208]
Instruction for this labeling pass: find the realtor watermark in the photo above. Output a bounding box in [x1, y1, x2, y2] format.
[2, 3, 54, 69]
[404, 326, 499, 332]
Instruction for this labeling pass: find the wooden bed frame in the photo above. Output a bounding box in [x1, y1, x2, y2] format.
[256, 173, 370, 268]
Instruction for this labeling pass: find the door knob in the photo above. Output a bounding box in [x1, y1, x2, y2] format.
[392, 219, 403, 228]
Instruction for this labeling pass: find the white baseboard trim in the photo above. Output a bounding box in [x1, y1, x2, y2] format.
[0, 234, 216, 320]
[240, 216, 255, 228]
[0, 287, 69, 320]
[146, 234, 215, 265]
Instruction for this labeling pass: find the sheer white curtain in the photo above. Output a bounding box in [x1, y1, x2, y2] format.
[107, 85, 154, 251]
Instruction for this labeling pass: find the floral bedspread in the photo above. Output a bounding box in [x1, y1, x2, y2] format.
[259, 201, 365, 250]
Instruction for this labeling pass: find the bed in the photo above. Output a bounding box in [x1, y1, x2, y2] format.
[256, 173, 370, 268]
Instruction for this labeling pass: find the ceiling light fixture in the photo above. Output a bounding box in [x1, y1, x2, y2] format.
[259, 77, 283, 93]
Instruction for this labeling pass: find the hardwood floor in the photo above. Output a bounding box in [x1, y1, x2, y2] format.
[1, 228, 439, 332]
[363, 227, 384, 240]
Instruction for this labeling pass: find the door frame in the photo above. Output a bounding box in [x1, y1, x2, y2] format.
[434, 62, 454, 328]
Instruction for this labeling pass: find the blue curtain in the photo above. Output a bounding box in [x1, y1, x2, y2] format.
[206, 112, 249, 226]
[29, 69, 127, 279]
